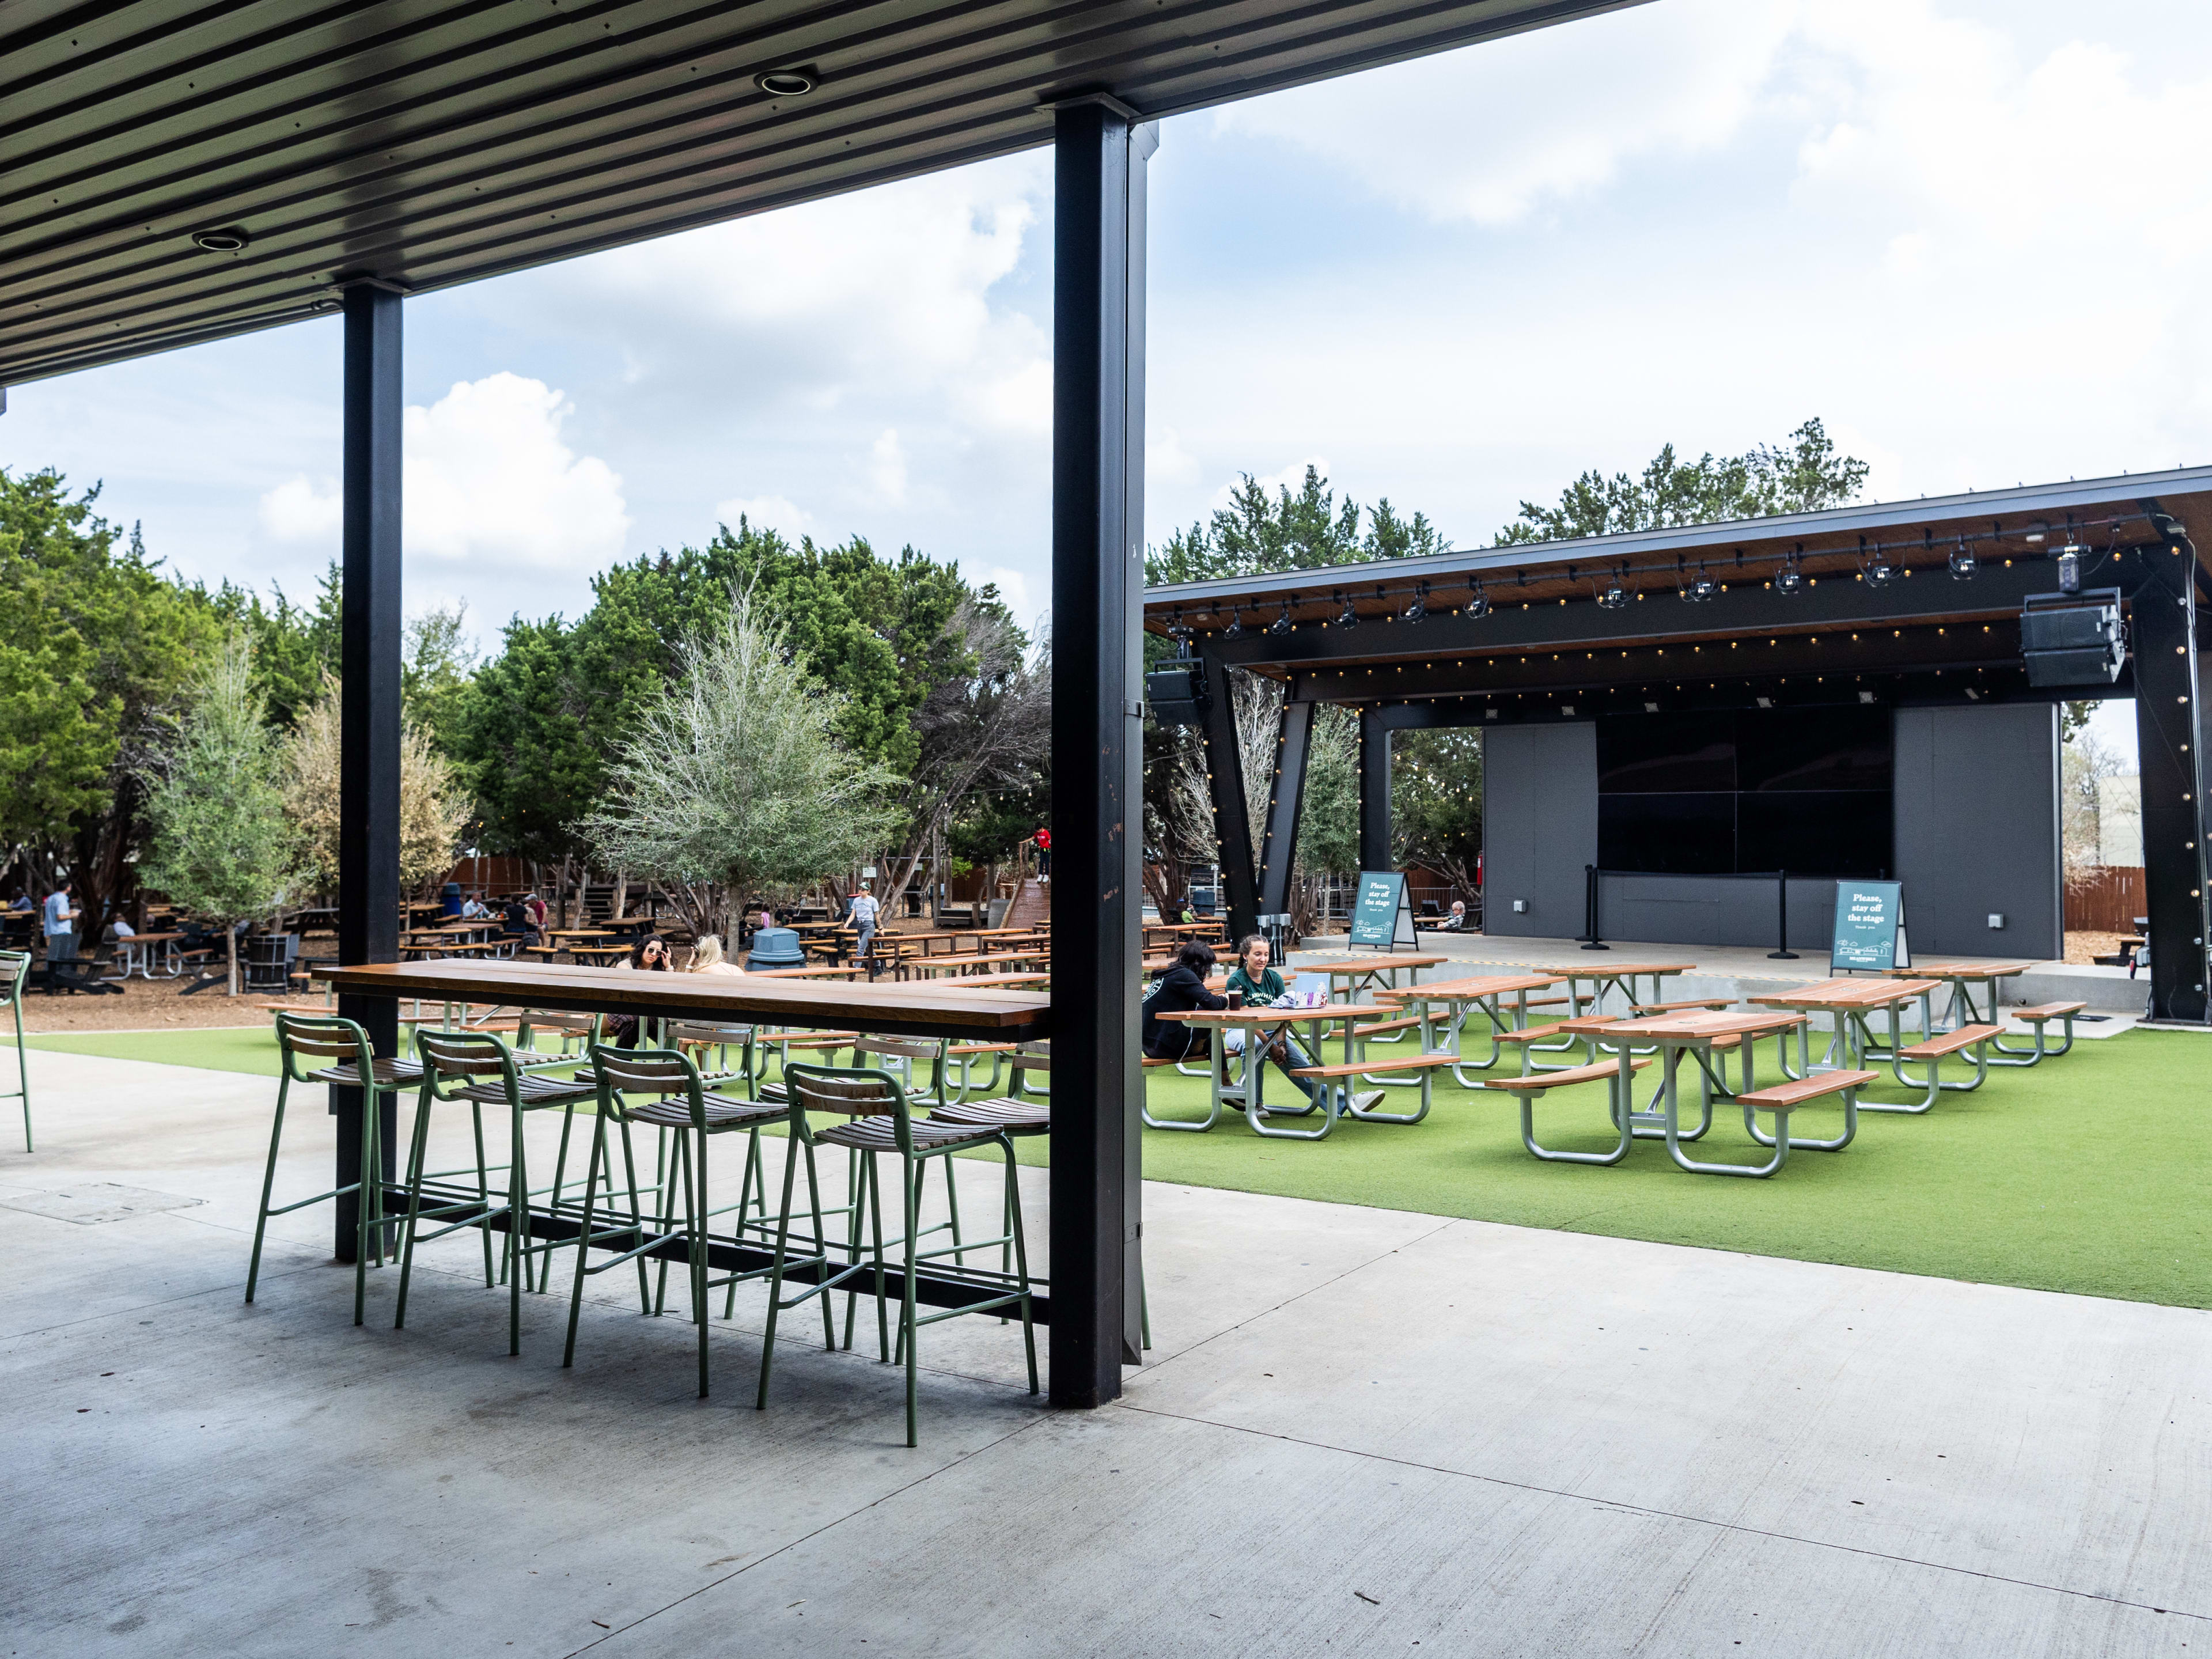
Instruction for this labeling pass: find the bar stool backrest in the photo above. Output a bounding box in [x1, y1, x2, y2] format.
[786, 1064, 906, 1124]
[588, 1043, 709, 1127]
[0, 949, 27, 1005]
[274, 1011, 376, 1084]
[666, 1021, 756, 1046]
[415, 1028, 518, 1101]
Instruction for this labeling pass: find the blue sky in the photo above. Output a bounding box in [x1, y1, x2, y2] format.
[7, 0, 2211, 756]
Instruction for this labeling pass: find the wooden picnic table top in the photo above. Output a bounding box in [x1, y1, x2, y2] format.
[1597, 1009, 1806, 1040]
[1293, 954, 1449, 975]
[937, 971, 1052, 988]
[1161, 1003, 1382, 1024]
[1749, 978, 1939, 1009]
[1380, 972, 1567, 1000]
[544, 928, 614, 940]
[122, 930, 185, 944]
[312, 960, 1050, 1041]
[745, 963, 868, 979]
[1902, 960, 2041, 978]
[1556, 961, 1697, 978]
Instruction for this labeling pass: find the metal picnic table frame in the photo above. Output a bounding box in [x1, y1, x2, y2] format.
[1153, 1002, 1398, 1140]
[1370, 972, 1568, 1087]
[1748, 978, 1938, 1080]
[1906, 960, 2037, 1036]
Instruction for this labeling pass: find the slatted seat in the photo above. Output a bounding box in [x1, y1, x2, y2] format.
[621, 1091, 787, 1130]
[1351, 1014, 1425, 1038]
[1483, 1056, 1652, 1093]
[1736, 1069, 1879, 1111]
[1288, 1053, 1460, 1079]
[448, 1070, 603, 1108]
[1631, 998, 1736, 1014]
[2012, 1000, 2086, 1021]
[1494, 1022, 1569, 1045]
[308, 1054, 424, 1087]
[1987, 999, 2086, 1066]
[929, 1096, 1051, 1132]
[1898, 1024, 2002, 1060]
[815, 1113, 1003, 1152]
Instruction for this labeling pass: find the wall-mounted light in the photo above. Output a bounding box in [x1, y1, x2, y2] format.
[191, 226, 249, 252]
[1463, 577, 1490, 619]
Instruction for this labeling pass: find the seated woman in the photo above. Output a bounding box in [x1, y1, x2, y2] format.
[1222, 934, 1379, 1114]
[608, 934, 672, 1047]
[685, 935, 745, 976]
[1140, 940, 1225, 1061]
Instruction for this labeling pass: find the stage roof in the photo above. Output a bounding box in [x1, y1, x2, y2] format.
[2, 0, 1644, 387]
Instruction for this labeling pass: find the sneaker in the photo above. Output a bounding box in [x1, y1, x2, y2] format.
[1349, 1090, 1385, 1113]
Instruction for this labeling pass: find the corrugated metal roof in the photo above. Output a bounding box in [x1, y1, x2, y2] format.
[1, 0, 1646, 385]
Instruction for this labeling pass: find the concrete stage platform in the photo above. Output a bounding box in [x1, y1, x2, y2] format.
[1291, 930, 2154, 1026]
[4, 1046, 2209, 1655]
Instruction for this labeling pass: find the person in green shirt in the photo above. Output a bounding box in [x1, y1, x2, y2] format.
[1224, 934, 1380, 1114]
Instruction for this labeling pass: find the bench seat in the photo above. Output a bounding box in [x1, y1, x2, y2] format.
[2011, 1001, 2085, 1021]
[1897, 1024, 2002, 1061]
[1494, 1022, 1570, 1045]
[1630, 998, 1735, 1014]
[1351, 1015, 1426, 1038]
[1287, 1054, 1462, 1080]
[1735, 1069, 1879, 1111]
[1483, 1057, 1651, 1093]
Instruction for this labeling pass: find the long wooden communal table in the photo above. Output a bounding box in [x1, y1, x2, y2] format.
[311, 959, 1054, 1325]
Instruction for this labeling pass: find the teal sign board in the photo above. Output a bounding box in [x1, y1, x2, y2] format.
[1351, 871, 1412, 949]
[1831, 881, 1909, 972]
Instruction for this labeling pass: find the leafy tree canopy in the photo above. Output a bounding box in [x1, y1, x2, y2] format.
[1145, 465, 1448, 586]
[1495, 418, 1868, 545]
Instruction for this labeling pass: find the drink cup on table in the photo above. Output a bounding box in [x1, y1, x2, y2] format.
[1226, 989, 1243, 1010]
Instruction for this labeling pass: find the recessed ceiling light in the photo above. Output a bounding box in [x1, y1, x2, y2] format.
[191, 226, 249, 252]
[756, 69, 816, 96]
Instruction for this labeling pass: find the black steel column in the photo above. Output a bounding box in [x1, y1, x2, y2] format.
[1050, 99, 1152, 1404]
[335, 283, 404, 1258]
[1358, 707, 1392, 872]
[1195, 643, 1260, 940]
[1256, 700, 1315, 919]
[2131, 542, 2210, 1022]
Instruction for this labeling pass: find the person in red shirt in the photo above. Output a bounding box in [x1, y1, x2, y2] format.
[1033, 827, 1051, 881]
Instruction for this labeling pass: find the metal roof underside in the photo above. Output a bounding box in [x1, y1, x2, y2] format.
[2, 0, 1646, 386]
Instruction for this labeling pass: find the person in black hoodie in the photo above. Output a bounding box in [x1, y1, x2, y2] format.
[1141, 940, 1226, 1060]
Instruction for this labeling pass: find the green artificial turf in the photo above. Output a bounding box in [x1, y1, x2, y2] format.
[23, 1019, 2212, 1310]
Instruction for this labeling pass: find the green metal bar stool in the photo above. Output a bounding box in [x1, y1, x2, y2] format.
[397, 1028, 601, 1353]
[0, 949, 29, 1151]
[773, 1062, 1037, 1447]
[564, 1044, 819, 1399]
[248, 1012, 424, 1325]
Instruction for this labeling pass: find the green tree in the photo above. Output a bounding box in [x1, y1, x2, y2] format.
[401, 600, 480, 756]
[211, 560, 342, 729]
[1392, 729, 1483, 898]
[582, 588, 894, 941]
[0, 468, 219, 933]
[1495, 418, 1869, 544]
[137, 631, 304, 993]
[450, 614, 602, 870]
[1145, 465, 1446, 586]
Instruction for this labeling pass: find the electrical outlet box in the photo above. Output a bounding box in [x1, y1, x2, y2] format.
[1512, 899, 1528, 914]
[1987, 913, 2005, 929]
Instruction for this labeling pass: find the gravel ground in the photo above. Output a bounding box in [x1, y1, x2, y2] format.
[14, 972, 300, 1034]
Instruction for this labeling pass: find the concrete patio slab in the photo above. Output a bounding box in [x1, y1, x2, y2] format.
[1, 1047, 2203, 1657]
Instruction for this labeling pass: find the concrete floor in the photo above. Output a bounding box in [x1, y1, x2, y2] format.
[2, 1046, 2207, 1657]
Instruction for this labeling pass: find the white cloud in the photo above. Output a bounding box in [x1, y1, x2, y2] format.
[402, 373, 628, 569]
[1212, 0, 1799, 224]
[259, 475, 341, 543]
[867, 429, 909, 504]
[714, 493, 816, 543]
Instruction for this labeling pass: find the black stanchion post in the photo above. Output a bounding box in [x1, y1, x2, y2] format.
[1768, 868, 1800, 961]
[1581, 863, 1609, 951]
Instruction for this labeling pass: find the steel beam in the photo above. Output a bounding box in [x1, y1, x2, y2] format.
[1048, 101, 1152, 1405]
[1256, 701, 1315, 921]
[1195, 643, 1261, 941]
[2130, 546, 2211, 1022]
[1358, 708, 1391, 872]
[334, 283, 404, 1262]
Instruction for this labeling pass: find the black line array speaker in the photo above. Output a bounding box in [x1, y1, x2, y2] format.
[1145, 656, 1211, 725]
[2020, 588, 2124, 687]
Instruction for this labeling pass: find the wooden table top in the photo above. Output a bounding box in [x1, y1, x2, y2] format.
[312, 959, 1050, 1041]
[1381, 972, 1566, 1000]
[1559, 962, 1697, 977]
[1750, 978, 1939, 1009]
[1294, 954, 1449, 975]
[1599, 1009, 1806, 1040]
[1903, 961, 2040, 978]
[1161, 1003, 1381, 1024]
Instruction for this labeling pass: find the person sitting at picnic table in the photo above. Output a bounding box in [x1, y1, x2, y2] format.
[1223, 934, 1378, 1113]
[847, 881, 880, 959]
[523, 891, 548, 932]
[7, 891, 34, 912]
[1141, 940, 1226, 1060]
[499, 893, 539, 948]
[105, 914, 136, 942]
[1439, 899, 1468, 933]
[460, 891, 493, 920]
[607, 934, 672, 1047]
[685, 935, 745, 976]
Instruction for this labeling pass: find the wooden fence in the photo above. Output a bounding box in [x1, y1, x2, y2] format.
[2063, 865, 2146, 934]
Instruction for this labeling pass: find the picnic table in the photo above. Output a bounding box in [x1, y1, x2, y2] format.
[1747, 977, 1940, 1075]
[115, 930, 184, 980]
[1293, 953, 1448, 997]
[1556, 1009, 1859, 1177]
[1156, 1002, 1397, 1140]
[1373, 972, 1569, 1084]
[1551, 961, 1696, 1018]
[1903, 960, 2040, 1032]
